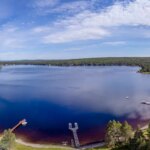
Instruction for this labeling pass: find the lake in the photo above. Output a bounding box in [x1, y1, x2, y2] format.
[0, 65, 150, 145]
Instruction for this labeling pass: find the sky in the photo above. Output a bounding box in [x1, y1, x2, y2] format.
[0, 0, 150, 60]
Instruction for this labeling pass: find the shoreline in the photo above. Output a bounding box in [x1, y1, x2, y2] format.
[0, 122, 147, 149]
[1, 64, 149, 74]
[0, 64, 146, 74]
[1, 57, 150, 74]
[16, 139, 75, 149]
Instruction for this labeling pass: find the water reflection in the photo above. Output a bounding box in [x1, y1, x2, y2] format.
[0, 65, 150, 144]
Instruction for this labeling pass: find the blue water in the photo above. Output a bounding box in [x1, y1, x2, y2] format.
[0, 65, 150, 144]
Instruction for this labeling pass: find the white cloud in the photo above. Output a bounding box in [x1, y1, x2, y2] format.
[43, 27, 109, 43]
[0, 26, 24, 49]
[33, 26, 51, 33]
[33, 0, 91, 16]
[33, 0, 150, 43]
[1, 0, 150, 51]
[0, 25, 38, 50]
[34, 0, 59, 8]
[47, 1, 90, 14]
[103, 41, 126, 46]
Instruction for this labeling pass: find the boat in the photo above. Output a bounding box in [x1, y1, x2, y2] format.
[141, 101, 150, 105]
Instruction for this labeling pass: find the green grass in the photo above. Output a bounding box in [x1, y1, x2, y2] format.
[88, 146, 110, 150]
[88, 148, 110, 150]
[16, 144, 73, 150]
[88, 148, 109, 150]
[16, 143, 109, 150]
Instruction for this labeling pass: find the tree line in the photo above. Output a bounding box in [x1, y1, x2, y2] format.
[0, 57, 150, 73]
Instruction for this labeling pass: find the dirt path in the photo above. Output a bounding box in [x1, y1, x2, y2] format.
[0, 136, 74, 150]
[16, 139, 75, 149]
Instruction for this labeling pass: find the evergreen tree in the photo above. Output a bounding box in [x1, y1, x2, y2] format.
[129, 126, 147, 150]
[121, 121, 133, 143]
[0, 129, 16, 150]
[105, 120, 122, 148]
[105, 120, 115, 147]
[147, 123, 150, 139]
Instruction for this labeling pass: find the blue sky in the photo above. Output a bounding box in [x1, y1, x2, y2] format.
[0, 0, 150, 60]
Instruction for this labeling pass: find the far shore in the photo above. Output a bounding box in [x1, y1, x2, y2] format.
[0, 57, 150, 74]
[0, 63, 150, 75]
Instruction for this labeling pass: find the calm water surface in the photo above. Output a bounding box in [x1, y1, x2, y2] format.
[0, 65, 150, 144]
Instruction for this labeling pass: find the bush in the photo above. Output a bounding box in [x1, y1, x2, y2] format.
[0, 129, 16, 150]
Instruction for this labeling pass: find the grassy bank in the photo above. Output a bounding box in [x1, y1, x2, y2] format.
[16, 143, 109, 150]
[88, 147, 109, 150]
[16, 143, 73, 150]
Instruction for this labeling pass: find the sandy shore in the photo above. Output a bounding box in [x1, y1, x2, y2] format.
[0, 123, 148, 150]
[141, 124, 149, 130]
[0, 135, 74, 149]
[16, 139, 74, 149]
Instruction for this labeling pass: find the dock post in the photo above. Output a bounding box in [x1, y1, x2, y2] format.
[69, 122, 80, 148]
